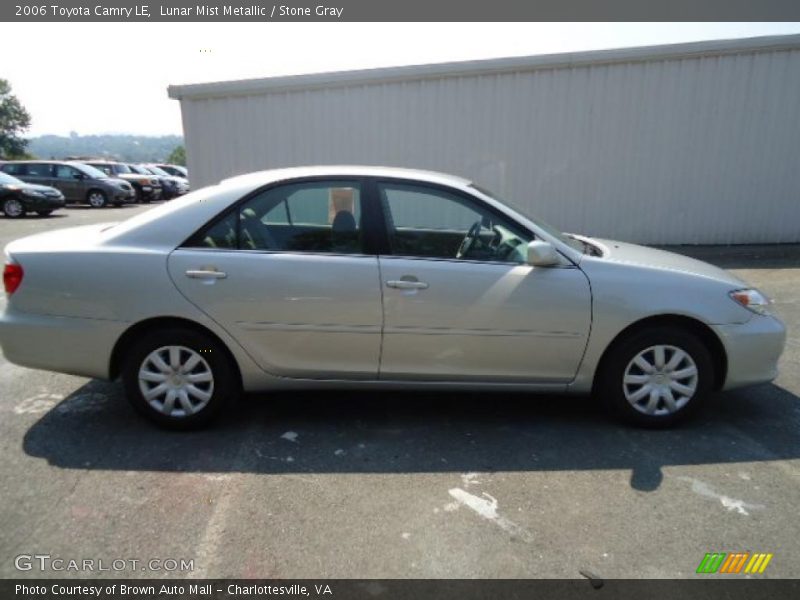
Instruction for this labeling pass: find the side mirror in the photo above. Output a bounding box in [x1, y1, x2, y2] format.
[526, 240, 561, 267]
[73, 173, 85, 180]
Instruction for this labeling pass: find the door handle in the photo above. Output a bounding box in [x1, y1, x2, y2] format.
[386, 279, 429, 290]
[185, 269, 227, 279]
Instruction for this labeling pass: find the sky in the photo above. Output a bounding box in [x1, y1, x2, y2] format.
[4, 22, 800, 137]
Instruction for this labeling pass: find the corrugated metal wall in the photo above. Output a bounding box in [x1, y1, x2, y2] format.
[177, 44, 800, 244]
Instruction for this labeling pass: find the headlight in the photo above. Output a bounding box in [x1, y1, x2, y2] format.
[22, 189, 45, 198]
[729, 288, 772, 315]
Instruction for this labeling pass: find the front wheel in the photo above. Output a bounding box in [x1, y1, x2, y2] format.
[122, 328, 239, 429]
[597, 326, 714, 427]
[87, 190, 108, 208]
[2, 198, 25, 218]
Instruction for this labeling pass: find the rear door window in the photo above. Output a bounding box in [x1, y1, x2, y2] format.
[25, 163, 54, 177]
[186, 180, 365, 255]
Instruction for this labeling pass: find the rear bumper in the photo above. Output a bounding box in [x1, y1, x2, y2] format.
[0, 307, 127, 380]
[713, 314, 786, 390]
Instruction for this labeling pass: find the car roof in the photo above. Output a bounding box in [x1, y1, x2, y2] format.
[2, 160, 76, 164]
[103, 166, 471, 248]
[221, 165, 472, 188]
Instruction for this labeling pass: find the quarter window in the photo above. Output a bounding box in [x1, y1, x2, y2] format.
[24, 163, 53, 177]
[1, 164, 24, 176]
[378, 182, 534, 263]
[188, 180, 364, 255]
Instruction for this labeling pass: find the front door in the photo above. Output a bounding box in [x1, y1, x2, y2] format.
[375, 181, 592, 382]
[168, 178, 383, 379]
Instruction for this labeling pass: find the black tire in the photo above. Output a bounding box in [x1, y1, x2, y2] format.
[86, 189, 108, 208]
[3, 197, 26, 218]
[597, 326, 714, 428]
[36, 210, 53, 217]
[122, 327, 239, 429]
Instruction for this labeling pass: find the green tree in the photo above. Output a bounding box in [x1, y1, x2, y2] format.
[166, 145, 186, 166]
[0, 79, 32, 159]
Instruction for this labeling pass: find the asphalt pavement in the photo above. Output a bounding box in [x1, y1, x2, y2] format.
[1, 203, 798, 579]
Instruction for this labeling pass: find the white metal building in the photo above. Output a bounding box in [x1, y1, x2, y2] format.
[168, 34, 800, 245]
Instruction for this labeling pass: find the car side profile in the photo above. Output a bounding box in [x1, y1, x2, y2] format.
[0, 171, 65, 218]
[0, 167, 786, 428]
[0, 161, 135, 207]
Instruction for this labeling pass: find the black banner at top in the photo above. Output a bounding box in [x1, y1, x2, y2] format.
[3, 0, 800, 22]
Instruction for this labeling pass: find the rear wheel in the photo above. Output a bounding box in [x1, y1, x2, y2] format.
[122, 328, 238, 429]
[597, 326, 714, 427]
[2, 198, 25, 218]
[87, 190, 108, 208]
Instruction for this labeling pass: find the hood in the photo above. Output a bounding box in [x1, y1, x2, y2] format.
[2, 182, 62, 195]
[107, 178, 133, 188]
[117, 173, 159, 185]
[586, 237, 747, 288]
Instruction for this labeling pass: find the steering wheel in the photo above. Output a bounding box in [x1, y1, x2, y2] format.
[456, 220, 483, 259]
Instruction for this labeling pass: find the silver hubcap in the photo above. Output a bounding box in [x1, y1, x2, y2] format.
[4, 199, 23, 217]
[88, 193, 105, 207]
[138, 346, 214, 418]
[623, 345, 698, 416]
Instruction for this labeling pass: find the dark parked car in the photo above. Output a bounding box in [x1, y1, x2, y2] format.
[84, 161, 162, 203]
[0, 171, 65, 218]
[0, 161, 135, 208]
[130, 164, 188, 200]
[152, 163, 188, 180]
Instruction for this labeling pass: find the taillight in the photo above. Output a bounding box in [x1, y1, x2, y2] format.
[3, 263, 23, 295]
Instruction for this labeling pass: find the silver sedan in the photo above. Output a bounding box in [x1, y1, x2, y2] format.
[0, 166, 786, 428]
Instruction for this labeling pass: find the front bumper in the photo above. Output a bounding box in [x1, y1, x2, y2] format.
[713, 314, 786, 390]
[112, 189, 136, 204]
[22, 195, 66, 211]
[139, 186, 162, 201]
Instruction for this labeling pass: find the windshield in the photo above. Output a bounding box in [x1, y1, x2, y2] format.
[469, 184, 585, 253]
[0, 172, 23, 185]
[71, 163, 109, 179]
[128, 165, 148, 174]
[112, 163, 132, 174]
[147, 166, 169, 177]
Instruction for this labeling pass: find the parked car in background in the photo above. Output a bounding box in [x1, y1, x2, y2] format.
[0, 171, 65, 218]
[131, 164, 188, 200]
[0, 167, 785, 429]
[0, 161, 135, 208]
[145, 165, 190, 197]
[84, 160, 162, 203]
[152, 163, 188, 180]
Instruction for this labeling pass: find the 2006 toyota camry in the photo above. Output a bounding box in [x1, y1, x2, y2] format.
[0, 166, 786, 428]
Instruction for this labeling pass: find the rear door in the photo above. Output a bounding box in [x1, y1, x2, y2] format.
[168, 178, 384, 379]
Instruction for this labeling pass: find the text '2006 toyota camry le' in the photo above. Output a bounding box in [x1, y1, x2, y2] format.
[0, 166, 786, 428]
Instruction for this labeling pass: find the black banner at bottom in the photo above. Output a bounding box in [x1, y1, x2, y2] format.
[3, 579, 800, 600]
